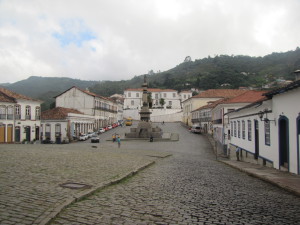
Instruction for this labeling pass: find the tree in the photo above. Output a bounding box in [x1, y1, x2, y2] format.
[159, 98, 165, 107]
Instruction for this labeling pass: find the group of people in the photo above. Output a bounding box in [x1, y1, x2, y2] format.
[112, 133, 121, 148]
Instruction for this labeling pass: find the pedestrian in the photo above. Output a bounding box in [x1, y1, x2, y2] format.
[236, 147, 241, 161]
[112, 134, 116, 142]
[117, 136, 121, 148]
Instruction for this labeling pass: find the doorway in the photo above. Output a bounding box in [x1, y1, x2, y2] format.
[15, 126, 20, 142]
[0, 124, 5, 143]
[297, 116, 300, 174]
[254, 120, 259, 159]
[7, 124, 13, 143]
[279, 116, 289, 170]
[25, 126, 31, 142]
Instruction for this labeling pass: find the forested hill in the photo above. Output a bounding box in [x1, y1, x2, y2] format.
[1, 47, 300, 110]
[90, 48, 300, 96]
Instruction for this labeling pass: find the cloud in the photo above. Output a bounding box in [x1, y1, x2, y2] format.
[0, 0, 299, 83]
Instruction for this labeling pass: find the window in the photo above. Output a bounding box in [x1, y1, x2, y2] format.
[234, 121, 237, 137]
[55, 124, 61, 135]
[164, 93, 167, 98]
[173, 93, 176, 98]
[238, 121, 241, 138]
[15, 105, 21, 119]
[184, 94, 186, 99]
[247, 120, 252, 141]
[242, 121, 245, 139]
[35, 107, 40, 120]
[45, 124, 51, 139]
[128, 92, 131, 97]
[136, 93, 139, 97]
[169, 101, 172, 105]
[131, 100, 134, 106]
[7, 106, 13, 119]
[0, 106, 6, 119]
[155, 93, 158, 99]
[25, 106, 31, 120]
[231, 122, 233, 136]
[265, 120, 271, 146]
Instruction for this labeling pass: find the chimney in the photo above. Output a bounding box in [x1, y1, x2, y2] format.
[294, 70, 300, 81]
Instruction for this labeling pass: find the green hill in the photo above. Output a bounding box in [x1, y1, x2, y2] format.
[1, 47, 300, 111]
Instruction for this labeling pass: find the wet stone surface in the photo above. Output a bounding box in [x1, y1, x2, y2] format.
[51, 123, 300, 225]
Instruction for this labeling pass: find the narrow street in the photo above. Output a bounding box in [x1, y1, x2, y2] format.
[51, 122, 300, 225]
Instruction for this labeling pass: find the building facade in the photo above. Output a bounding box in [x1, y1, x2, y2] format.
[41, 107, 95, 143]
[228, 80, 300, 174]
[55, 86, 118, 130]
[182, 89, 248, 126]
[124, 88, 182, 110]
[0, 88, 42, 143]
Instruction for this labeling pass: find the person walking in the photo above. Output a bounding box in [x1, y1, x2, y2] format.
[117, 136, 121, 148]
[112, 134, 116, 142]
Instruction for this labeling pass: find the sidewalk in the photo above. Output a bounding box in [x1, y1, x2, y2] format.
[219, 159, 300, 197]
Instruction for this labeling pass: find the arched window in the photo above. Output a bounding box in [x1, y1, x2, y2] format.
[7, 106, 14, 120]
[15, 105, 21, 119]
[35, 107, 40, 120]
[25, 106, 31, 120]
[0, 106, 6, 119]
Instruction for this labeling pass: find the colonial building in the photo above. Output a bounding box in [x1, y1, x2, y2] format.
[182, 89, 248, 126]
[228, 79, 300, 174]
[191, 99, 225, 134]
[41, 107, 95, 143]
[0, 87, 42, 143]
[55, 86, 118, 129]
[124, 88, 182, 109]
[211, 90, 266, 155]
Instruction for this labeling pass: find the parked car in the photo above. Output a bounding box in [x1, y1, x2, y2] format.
[191, 125, 201, 134]
[98, 128, 105, 133]
[87, 132, 94, 138]
[79, 134, 88, 141]
[91, 134, 100, 143]
[107, 125, 112, 130]
[104, 126, 109, 131]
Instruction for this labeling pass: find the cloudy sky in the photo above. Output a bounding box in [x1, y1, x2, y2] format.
[0, 0, 299, 83]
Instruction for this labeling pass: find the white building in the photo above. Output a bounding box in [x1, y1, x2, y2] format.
[124, 88, 182, 110]
[55, 86, 118, 129]
[228, 80, 300, 174]
[41, 107, 95, 143]
[211, 91, 266, 155]
[182, 89, 247, 126]
[0, 87, 42, 143]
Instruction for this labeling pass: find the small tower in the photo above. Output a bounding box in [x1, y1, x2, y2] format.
[139, 75, 152, 122]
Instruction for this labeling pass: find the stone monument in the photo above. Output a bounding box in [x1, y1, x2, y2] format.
[125, 75, 162, 139]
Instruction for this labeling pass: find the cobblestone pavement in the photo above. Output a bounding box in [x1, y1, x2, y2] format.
[51, 123, 300, 225]
[0, 127, 170, 225]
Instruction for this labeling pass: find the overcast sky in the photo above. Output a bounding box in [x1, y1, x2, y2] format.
[0, 0, 299, 83]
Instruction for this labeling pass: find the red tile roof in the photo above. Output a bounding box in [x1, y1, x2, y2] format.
[192, 98, 227, 112]
[0, 87, 40, 102]
[192, 89, 248, 98]
[41, 107, 83, 120]
[221, 90, 267, 104]
[125, 88, 177, 92]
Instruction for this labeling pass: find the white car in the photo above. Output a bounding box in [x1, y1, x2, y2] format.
[98, 128, 105, 133]
[79, 134, 88, 141]
[107, 125, 112, 130]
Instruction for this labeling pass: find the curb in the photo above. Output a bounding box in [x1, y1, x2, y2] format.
[219, 160, 300, 197]
[35, 161, 155, 225]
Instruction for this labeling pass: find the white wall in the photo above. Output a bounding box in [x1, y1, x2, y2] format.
[56, 88, 94, 115]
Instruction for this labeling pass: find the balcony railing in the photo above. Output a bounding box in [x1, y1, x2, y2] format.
[0, 114, 6, 119]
